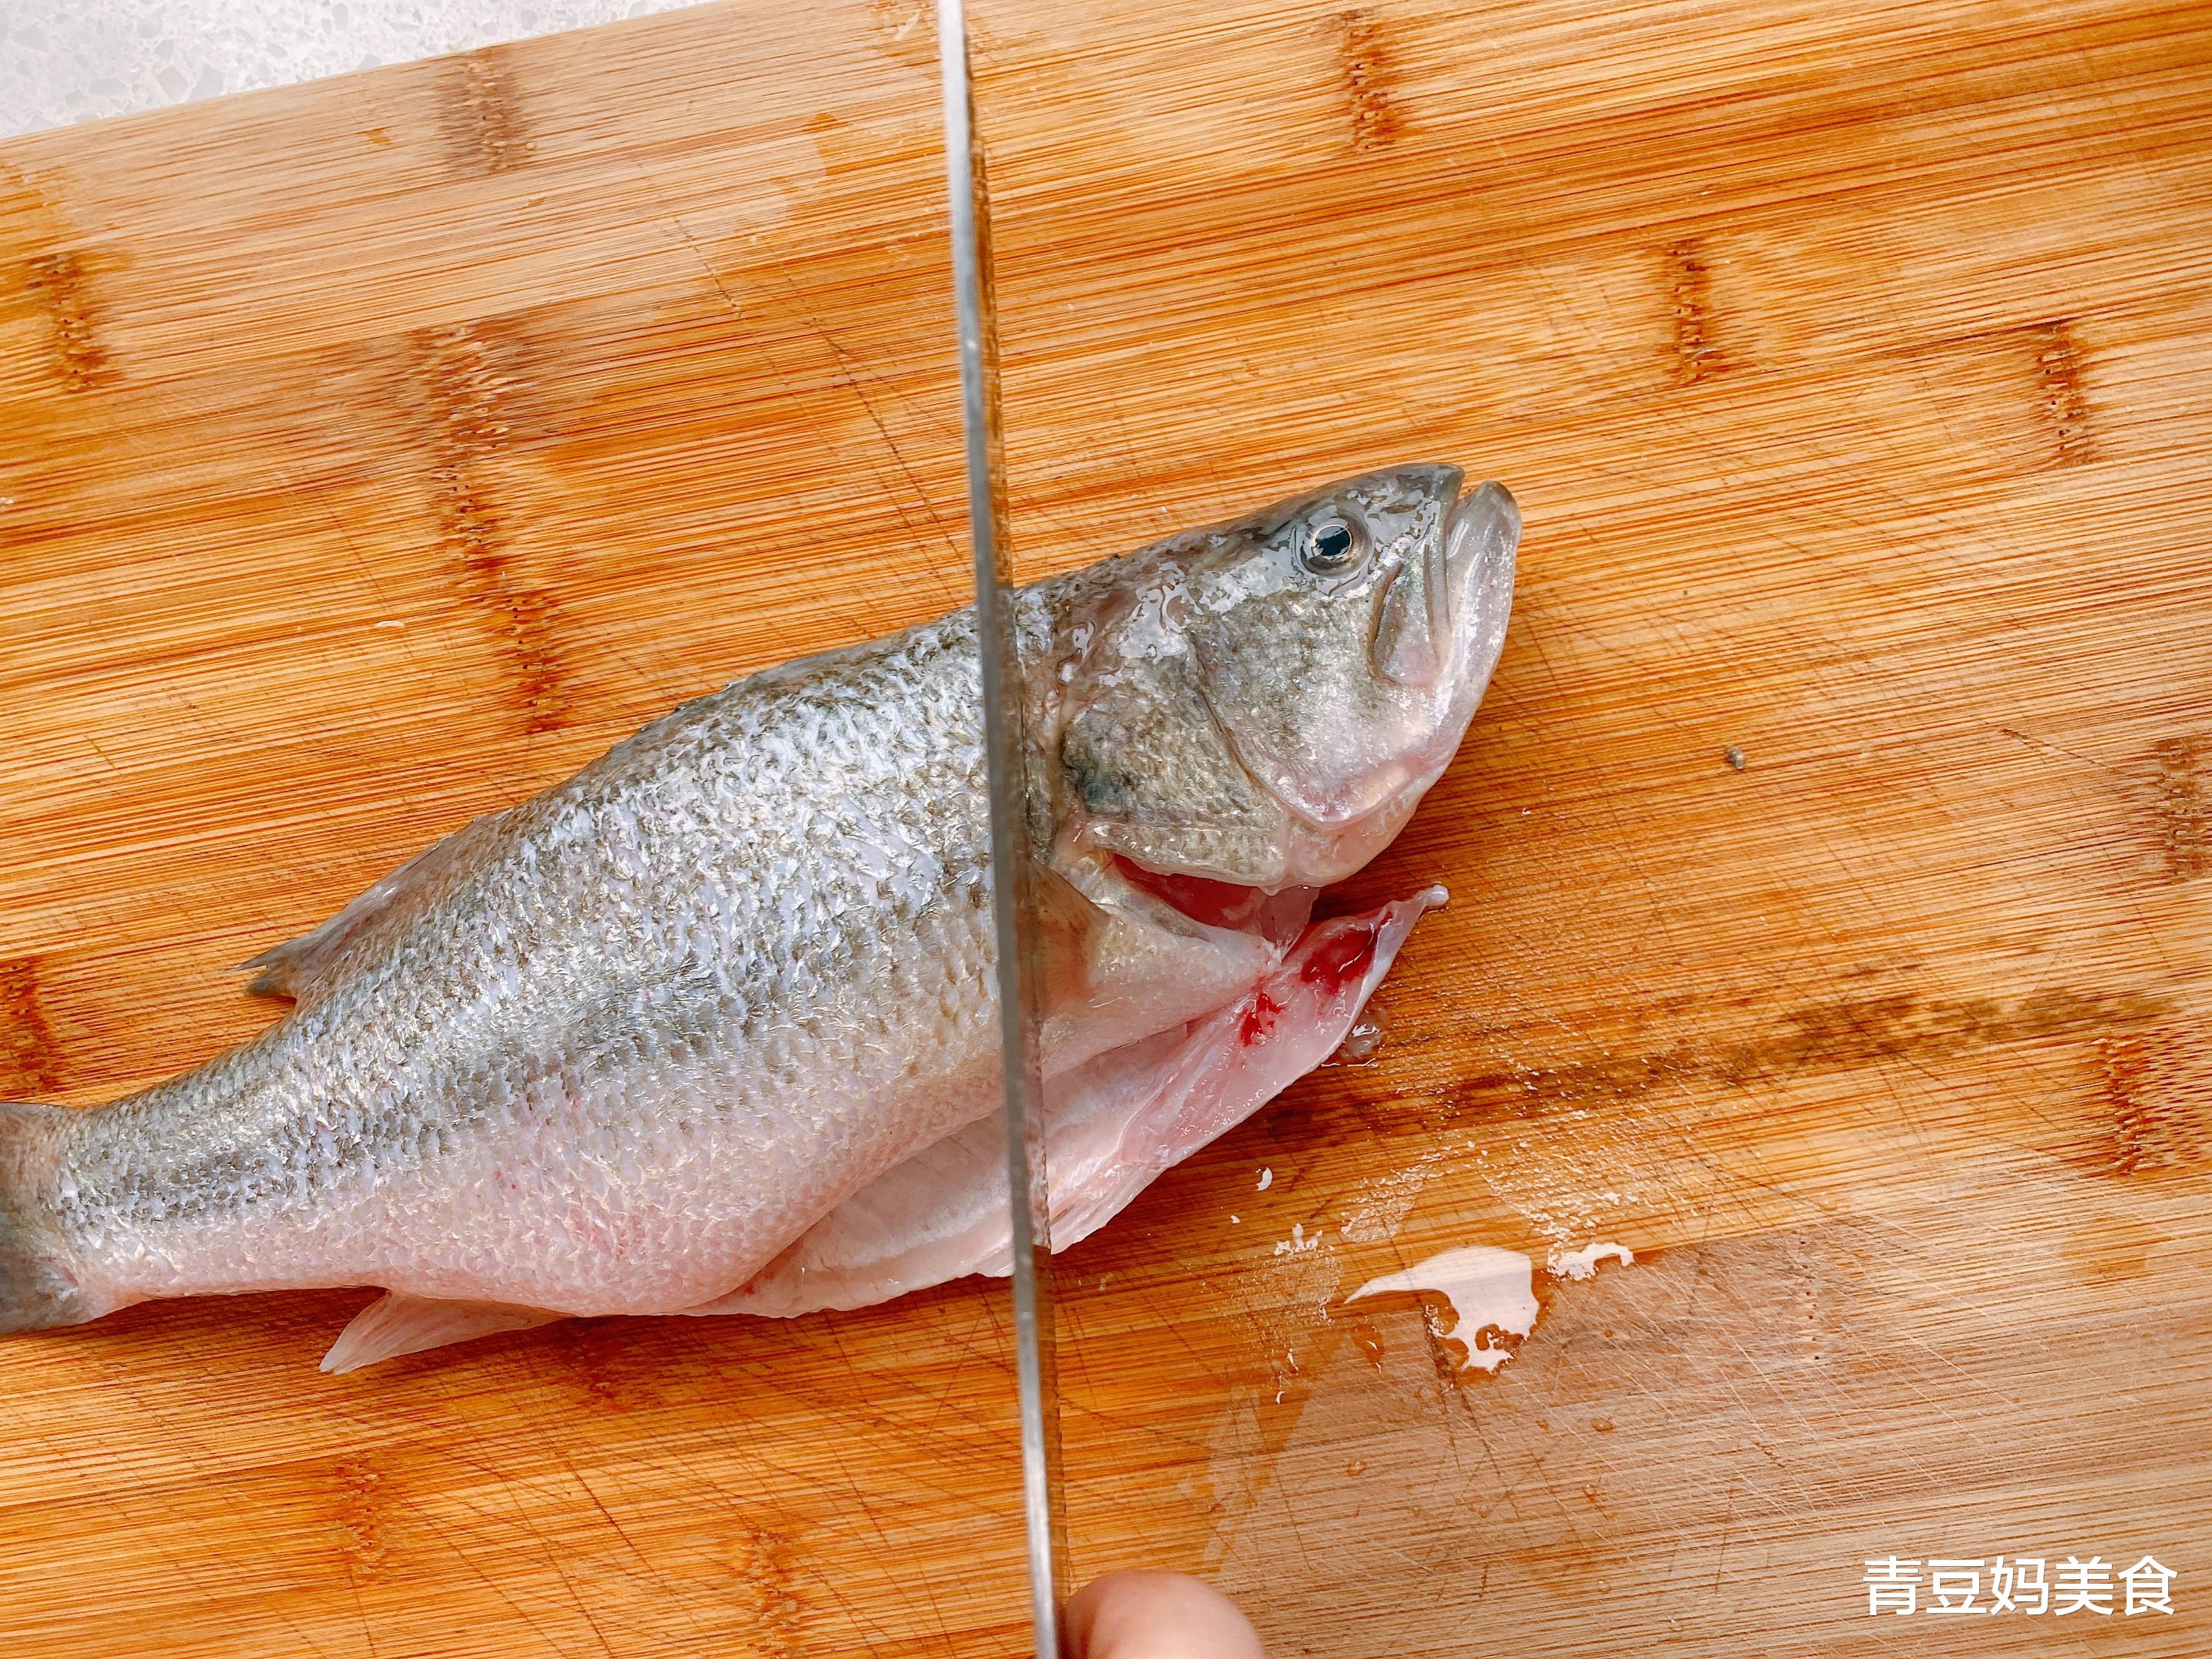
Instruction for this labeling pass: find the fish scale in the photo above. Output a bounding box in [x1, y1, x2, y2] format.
[0, 464, 1519, 1369]
[43, 612, 1000, 1314]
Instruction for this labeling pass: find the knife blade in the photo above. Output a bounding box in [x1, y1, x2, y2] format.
[935, 3, 1071, 1651]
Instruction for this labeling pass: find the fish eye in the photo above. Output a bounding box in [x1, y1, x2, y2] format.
[1300, 511, 1366, 576]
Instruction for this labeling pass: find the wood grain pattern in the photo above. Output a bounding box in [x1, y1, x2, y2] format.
[2, 0, 2209, 1654]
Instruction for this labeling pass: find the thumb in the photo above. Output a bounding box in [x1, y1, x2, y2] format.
[1062, 1571, 1268, 1659]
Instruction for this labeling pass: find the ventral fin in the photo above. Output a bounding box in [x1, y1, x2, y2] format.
[238, 810, 504, 1002]
[320, 1290, 561, 1374]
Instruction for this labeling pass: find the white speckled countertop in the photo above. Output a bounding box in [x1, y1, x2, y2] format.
[0, 0, 697, 138]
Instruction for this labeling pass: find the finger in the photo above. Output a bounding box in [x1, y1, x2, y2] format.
[1062, 1570, 1268, 1659]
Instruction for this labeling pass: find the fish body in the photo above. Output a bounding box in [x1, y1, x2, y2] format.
[0, 464, 1518, 1368]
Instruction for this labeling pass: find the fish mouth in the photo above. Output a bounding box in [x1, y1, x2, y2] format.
[1105, 855, 1315, 949]
[1447, 478, 1516, 545]
[1442, 479, 1519, 682]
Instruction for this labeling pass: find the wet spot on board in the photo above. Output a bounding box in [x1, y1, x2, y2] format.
[0, 160, 61, 240]
[545, 1319, 639, 1412]
[0, 955, 64, 1098]
[731, 1519, 806, 1651]
[1663, 238, 1724, 385]
[2132, 734, 2208, 881]
[440, 48, 533, 177]
[1349, 1318, 1386, 1369]
[24, 249, 114, 393]
[1461, 984, 2177, 1113]
[1331, 10, 1404, 152]
[2028, 317, 2094, 465]
[2086, 1027, 2210, 1181]
[1331, 1001, 1387, 1065]
[329, 1458, 390, 1581]
[866, 0, 937, 70]
[407, 320, 570, 733]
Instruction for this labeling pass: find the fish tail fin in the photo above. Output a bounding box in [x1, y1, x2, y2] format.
[0, 1100, 94, 1334]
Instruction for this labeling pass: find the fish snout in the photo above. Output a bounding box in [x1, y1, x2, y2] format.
[1444, 480, 1519, 691]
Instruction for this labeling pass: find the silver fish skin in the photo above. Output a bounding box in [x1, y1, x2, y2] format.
[0, 463, 1518, 1366]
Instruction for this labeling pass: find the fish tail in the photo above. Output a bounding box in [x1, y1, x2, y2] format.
[0, 1100, 90, 1334]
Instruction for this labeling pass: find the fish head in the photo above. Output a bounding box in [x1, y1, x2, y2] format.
[1051, 463, 1518, 892]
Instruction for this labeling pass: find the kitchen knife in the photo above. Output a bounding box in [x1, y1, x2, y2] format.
[937, 4, 1071, 1651]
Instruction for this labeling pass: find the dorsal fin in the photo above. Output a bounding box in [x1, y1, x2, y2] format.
[237, 810, 505, 1002]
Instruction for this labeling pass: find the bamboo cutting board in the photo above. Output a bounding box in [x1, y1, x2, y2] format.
[2, 1, 2209, 1654]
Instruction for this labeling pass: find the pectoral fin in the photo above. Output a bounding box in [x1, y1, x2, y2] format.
[1032, 863, 1108, 1015]
[320, 1291, 563, 1374]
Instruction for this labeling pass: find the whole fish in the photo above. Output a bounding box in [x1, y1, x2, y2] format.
[0, 465, 1518, 1370]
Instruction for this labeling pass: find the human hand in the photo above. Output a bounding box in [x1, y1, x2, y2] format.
[1063, 1571, 1267, 1659]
